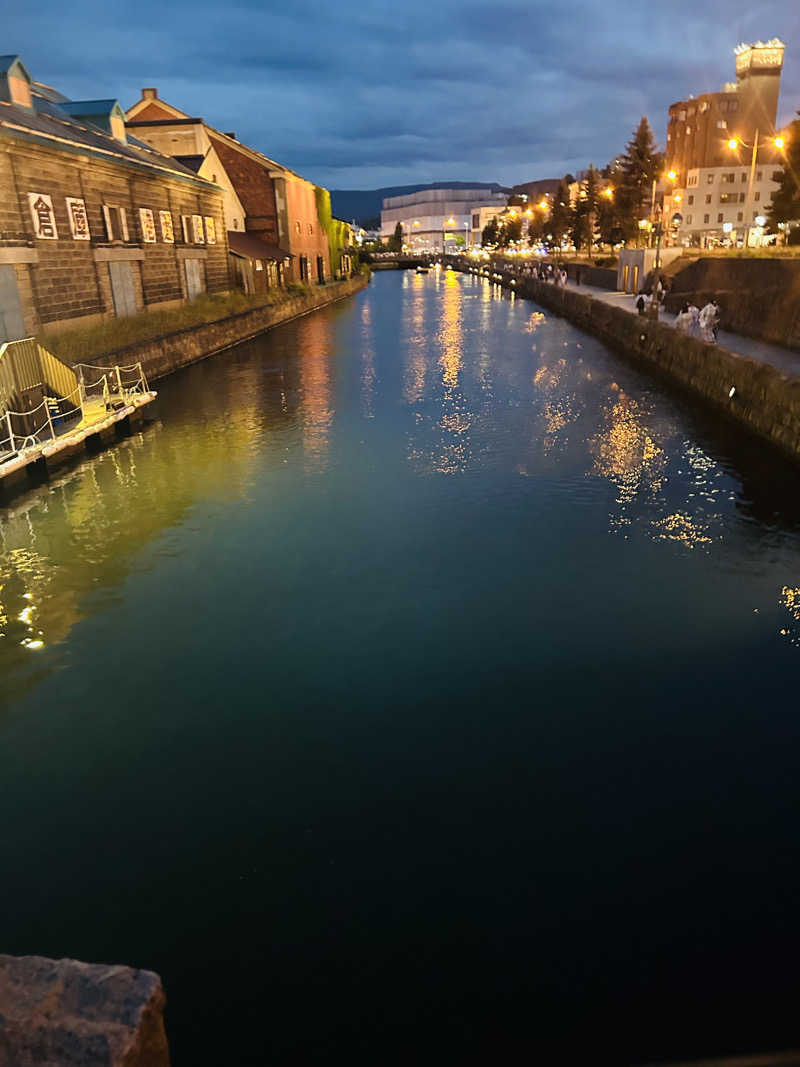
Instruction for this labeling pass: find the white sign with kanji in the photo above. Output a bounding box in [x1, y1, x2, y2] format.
[159, 210, 174, 243]
[28, 192, 58, 239]
[139, 208, 157, 243]
[65, 197, 90, 240]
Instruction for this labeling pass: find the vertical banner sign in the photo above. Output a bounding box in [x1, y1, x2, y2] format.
[28, 193, 58, 239]
[204, 216, 216, 244]
[65, 197, 90, 240]
[191, 214, 205, 243]
[159, 210, 175, 243]
[139, 208, 157, 243]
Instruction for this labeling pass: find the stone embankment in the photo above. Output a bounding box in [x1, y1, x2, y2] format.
[0, 954, 170, 1066]
[451, 260, 800, 463]
[82, 274, 368, 383]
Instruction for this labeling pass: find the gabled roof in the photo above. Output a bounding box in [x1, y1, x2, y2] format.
[126, 92, 190, 122]
[0, 91, 218, 187]
[0, 55, 30, 80]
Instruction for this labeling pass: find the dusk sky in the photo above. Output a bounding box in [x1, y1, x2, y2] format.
[10, 0, 800, 190]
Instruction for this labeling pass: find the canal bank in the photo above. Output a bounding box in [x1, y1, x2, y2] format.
[49, 274, 369, 385]
[450, 259, 800, 464]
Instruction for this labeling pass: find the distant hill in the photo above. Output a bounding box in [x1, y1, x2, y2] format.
[330, 181, 508, 227]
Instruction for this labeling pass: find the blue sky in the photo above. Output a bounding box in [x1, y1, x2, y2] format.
[8, 0, 800, 190]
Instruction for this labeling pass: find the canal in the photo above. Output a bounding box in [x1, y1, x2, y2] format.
[2, 269, 800, 1064]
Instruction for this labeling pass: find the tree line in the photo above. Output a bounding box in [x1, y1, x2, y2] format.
[484, 117, 663, 255]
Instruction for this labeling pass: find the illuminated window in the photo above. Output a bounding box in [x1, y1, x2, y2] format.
[703, 214, 709, 223]
[295, 221, 301, 234]
[707, 174, 714, 184]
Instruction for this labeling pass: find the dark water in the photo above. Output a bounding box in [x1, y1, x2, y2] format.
[2, 270, 800, 1064]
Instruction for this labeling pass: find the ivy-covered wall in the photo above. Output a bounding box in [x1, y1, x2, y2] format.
[314, 185, 348, 276]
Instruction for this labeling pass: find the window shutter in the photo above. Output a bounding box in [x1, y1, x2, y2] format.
[120, 208, 129, 242]
[102, 204, 114, 240]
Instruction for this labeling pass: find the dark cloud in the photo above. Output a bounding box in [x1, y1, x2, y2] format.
[9, 0, 800, 188]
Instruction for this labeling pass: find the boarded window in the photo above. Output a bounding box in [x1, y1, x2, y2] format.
[0, 265, 26, 342]
[184, 258, 205, 299]
[108, 261, 136, 317]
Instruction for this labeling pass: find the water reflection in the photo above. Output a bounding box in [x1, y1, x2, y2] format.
[296, 313, 335, 471]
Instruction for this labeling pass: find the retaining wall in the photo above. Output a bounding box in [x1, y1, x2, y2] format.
[455, 263, 800, 462]
[77, 275, 369, 382]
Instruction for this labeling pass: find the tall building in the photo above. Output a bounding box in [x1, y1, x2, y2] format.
[380, 188, 507, 252]
[663, 39, 786, 246]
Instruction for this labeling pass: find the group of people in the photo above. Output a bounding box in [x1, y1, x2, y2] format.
[675, 300, 720, 343]
[531, 263, 568, 287]
[634, 277, 721, 343]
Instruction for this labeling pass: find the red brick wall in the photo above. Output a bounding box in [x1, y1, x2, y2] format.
[208, 135, 279, 245]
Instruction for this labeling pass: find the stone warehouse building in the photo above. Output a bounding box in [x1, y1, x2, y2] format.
[0, 56, 230, 344]
[125, 89, 331, 290]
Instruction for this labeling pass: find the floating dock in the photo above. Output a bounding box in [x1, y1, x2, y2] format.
[0, 340, 157, 499]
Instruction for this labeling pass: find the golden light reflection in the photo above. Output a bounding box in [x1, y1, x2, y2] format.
[779, 586, 800, 645]
[590, 389, 667, 529]
[297, 313, 335, 471]
[439, 270, 463, 389]
[651, 511, 713, 549]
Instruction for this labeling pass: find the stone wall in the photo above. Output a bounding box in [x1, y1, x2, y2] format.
[83, 274, 369, 382]
[453, 263, 800, 462]
[664, 256, 800, 350]
[0, 954, 170, 1066]
[0, 139, 230, 335]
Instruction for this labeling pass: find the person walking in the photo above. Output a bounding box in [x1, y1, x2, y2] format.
[699, 300, 717, 342]
[711, 300, 720, 342]
[636, 293, 646, 316]
[688, 303, 700, 336]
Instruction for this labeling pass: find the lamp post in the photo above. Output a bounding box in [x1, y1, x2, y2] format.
[441, 215, 455, 256]
[728, 133, 786, 247]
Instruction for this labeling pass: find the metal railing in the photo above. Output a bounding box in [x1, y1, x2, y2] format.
[1, 341, 150, 464]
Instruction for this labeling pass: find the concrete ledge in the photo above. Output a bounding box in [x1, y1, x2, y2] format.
[0, 246, 39, 265]
[93, 247, 145, 262]
[175, 247, 208, 260]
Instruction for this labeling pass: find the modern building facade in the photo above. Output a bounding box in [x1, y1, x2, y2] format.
[663, 39, 786, 246]
[126, 89, 330, 288]
[0, 56, 229, 344]
[381, 188, 507, 252]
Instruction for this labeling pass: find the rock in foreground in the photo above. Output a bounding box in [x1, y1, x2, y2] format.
[0, 954, 170, 1066]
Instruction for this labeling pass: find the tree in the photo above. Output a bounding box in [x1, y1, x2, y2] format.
[548, 178, 573, 251]
[570, 165, 601, 255]
[481, 217, 499, 246]
[768, 115, 800, 232]
[497, 214, 523, 247]
[617, 117, 662, 244]
[387, 221, 404, 252]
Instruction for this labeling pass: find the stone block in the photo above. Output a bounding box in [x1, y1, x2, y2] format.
[0, 954, 170, 1066]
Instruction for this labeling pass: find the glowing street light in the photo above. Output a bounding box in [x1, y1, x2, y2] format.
[728, 131, 788, 245]
[666, 169, 677, 182]
[602, 187, 613, 200]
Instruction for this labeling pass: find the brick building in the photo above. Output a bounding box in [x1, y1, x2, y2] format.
[125, 90, 330, 288]
[663, 39, 786, 246]
[0, 55, 230, 343]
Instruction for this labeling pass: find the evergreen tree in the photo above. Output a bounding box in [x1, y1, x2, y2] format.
[388, 221, 404, 252]
[767, 115, 800, 231]
[570, 166, 600, 254]
[617, 117, 662, 244]
[548, 178, 573, 251]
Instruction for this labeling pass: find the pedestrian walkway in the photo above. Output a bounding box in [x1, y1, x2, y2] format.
[567, 281, 800, 378]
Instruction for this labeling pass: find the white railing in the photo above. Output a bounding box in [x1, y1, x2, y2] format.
[1, 347, 150, 464]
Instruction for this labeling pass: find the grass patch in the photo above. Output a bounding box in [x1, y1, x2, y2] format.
[39, 289, 298, 364]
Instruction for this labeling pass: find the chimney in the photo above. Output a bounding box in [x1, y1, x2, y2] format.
[224, 132, 237, 140]
[142, 88, 158, 99]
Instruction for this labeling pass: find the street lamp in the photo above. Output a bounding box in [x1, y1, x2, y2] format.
[727, 132, 787, 246]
